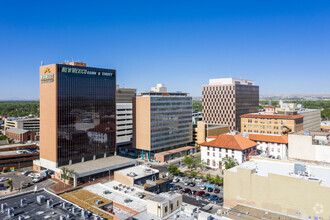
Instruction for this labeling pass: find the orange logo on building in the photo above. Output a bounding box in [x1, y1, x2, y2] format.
[44, 68, 51, 73]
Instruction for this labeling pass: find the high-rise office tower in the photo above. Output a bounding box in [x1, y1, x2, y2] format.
[38, 62, 116, 168]
[202, 78, 259, 131]
[133, 85, 193, 160]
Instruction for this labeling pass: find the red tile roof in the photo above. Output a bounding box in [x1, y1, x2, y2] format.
[241, 114, 304, 120]
[249, 134, 288, 144]
[201, 134, 258, 150]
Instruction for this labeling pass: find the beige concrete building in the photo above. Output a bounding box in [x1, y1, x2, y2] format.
[288, 131, 330, 163]
[195, 121, 229, 144]
[146, 192, 182, 218]
[114, 165, 159, 187]
[241, 113, 304, 135]
[133, 89, 192, 160]
[4, 118, 40, 134]
[202, 78, 259, 131]
[224, 157, 330, 219]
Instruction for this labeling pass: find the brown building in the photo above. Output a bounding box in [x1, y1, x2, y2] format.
[5, 128, 37, 143]
[34, 62, 120, 182]
[241, 113, 304, 135]
[202, 78, 259, 132]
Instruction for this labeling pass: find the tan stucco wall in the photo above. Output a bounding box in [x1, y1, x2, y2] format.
[224, 165, 330, 219]
[196, 121, 229, 144]
[146, 195, 182, 218]
[40, 64, 58, 163]
[133, 96, 151, 150]
[114, 171, 134, 186]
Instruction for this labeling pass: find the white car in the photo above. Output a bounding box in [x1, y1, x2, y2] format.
[200, 185, 206, 190]
[28, 173, 36, 178]
[0, 177, 9, 182]
[32, 177, 41, 183]
[172, 177, 179, 183]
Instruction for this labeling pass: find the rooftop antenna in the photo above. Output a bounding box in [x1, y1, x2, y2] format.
[41, 61, 44, 66]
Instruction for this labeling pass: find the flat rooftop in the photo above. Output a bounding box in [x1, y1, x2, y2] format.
[294, 130, 330, 137]
[0, 189, 96, 219]
[228, 158, 330, 187]
[148, 192, 181, 204]
[0, 143, 37, 151]
[115, 165, 159, 179]
[59, 156, 136, 177]
[84, 181, 154, 213]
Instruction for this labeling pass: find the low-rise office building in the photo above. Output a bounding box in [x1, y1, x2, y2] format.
[201, 134, 258, 168]
[241, 112, 304, 135]
[195, 121, 229, 144]
[288, 131, 330, 163]
[224, 157, 330, 219]
[4, 117, 40, 133]
[114, 165, 159, 187]
[248, 133, 288, 159]
[5, 128, 37, 142]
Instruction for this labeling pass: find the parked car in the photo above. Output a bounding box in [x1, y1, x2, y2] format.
[180, 188, 191, 194]
[213, 197, 223, 204]
[217, 182, 223, 187]
[208, 195, 218, 201]
[189, 182, 196, 187]
[172, 177, 180, 183]
[207, 187, 214, 192]
[195, 191, 205, 197]
[0, 177, 8, 182]
[214, 188, 220, 193]
[201, 193, 210, 199]
[175, 185, 182, 190]
[188, 190, 197, 196]
[32, 177, 41, 183]
[22, 182, 33, 188]
[16, 150, 24, 154]
[28, 173, 36, 178]
[184, 181, 190, 186]
[200, 185, 206, 190]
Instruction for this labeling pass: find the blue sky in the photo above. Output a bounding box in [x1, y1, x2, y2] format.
[0, 0, 329, 99]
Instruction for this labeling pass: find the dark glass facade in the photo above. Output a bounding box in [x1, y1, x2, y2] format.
[57, 64, 116, 166]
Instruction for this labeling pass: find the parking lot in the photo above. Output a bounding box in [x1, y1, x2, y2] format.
[0, 168, 56, 196]
[169, 177, 223, 214]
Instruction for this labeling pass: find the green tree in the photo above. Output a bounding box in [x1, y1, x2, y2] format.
[174, 169, 181, 176]
[213, 175, 221, 184]
[167, 165, 178, 174]
[206, 173, 212, 182]
[61, 167, 75, 187]
[198, 160, 207, 171]
[184, 171, 188, 177]
[183, 155, 194, 170]
[191, 171, 197, 178]
[222, 157, 239, 170]
[7, 178, 13, 192]
[199, 175, 204, 180]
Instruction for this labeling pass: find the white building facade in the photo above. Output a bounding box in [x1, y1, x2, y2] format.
[201, 134, 258, 169]
[248, 134, 288, 160]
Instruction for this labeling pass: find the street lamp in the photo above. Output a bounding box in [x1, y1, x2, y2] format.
[20, 181, 24, 191]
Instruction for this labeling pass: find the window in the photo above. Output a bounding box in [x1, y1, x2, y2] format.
[248, 119, 252, 123]
[278, 149, 280, 153]
[170, 204, 173, 210]
[177, 201, 179, 206]
[232, 155, 234, 159]
[207, 152, 209, 156]
[226, 149, 228, 153]
[165, 206, 168, 213]
[232, 149, 234, 154]
[212, 160, 216, 166]
[207, 159, 210, 165]
[213, 152, 215, 157]
[213, 147, 215, 151]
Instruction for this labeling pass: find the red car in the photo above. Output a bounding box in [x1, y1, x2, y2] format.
[195, 191, 205, 197]
[180, 188, 191, 194]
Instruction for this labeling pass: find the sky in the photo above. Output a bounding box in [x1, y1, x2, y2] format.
[0, 0, 329, 100]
